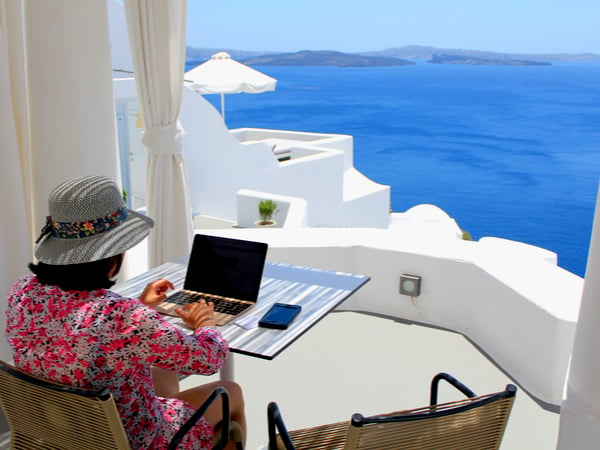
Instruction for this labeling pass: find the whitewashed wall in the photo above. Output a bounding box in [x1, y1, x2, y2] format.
[197, 225, 582, 407]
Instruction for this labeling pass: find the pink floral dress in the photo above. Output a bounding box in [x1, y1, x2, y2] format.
[5, 276, 229, 449]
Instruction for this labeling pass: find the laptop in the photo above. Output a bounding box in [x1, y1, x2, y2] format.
[155, 234, 268, 326]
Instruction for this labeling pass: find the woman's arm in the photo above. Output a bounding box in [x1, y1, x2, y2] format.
[110, 293, 229, 376]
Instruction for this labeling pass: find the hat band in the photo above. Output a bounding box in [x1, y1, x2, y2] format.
[36, 207, 128, 243]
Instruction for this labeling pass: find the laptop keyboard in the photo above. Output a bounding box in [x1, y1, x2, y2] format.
[167, 291, 249, 315]
[212, 298, 249, 315]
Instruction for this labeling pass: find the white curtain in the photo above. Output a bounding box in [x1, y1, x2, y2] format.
[0, 0, 31, 361]
[557, 184, 600, 448]
[124, 0, 193, 267]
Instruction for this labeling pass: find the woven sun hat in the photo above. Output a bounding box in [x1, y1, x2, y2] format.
[34, 175, 154, 265]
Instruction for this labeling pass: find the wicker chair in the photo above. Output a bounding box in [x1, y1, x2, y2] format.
[0, 360, 243, 450]
[267, 372, 517, 450]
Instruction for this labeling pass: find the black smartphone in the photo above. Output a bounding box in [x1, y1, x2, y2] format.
[258, 303, 302, 329]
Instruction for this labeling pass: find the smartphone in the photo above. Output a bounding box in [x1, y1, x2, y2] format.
[258, 303, 302, 329]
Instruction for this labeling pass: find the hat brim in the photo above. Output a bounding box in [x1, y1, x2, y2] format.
[34, 209, 154, 265]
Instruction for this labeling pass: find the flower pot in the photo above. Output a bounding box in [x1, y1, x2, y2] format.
[255, 220, 276, 227]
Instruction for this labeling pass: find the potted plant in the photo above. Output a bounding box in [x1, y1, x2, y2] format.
[256, 199, 277, 226]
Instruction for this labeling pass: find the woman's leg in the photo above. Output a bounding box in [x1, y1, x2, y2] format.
[152, 368, 246, 448]
[174, 380, 246, 449]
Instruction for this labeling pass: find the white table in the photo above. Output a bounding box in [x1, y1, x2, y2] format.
[113, 261, 370, 380]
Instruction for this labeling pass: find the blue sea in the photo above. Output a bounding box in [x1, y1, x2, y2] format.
[190, 62, 600, 277]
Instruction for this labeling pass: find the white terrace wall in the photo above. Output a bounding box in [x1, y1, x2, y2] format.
[178, 86, 392, 227]
[230, 128, 357, 169]
[197, 226, 583, 407]
[180, 87, 347, 224]
[236, 189, 308, 228]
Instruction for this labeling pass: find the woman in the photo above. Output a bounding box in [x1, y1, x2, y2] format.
[5, 175, 245, 449]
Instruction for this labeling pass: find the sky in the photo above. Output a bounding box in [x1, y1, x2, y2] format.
[186, 0, 600, 55]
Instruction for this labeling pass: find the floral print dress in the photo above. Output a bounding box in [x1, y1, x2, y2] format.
[5, 276, 229, 449]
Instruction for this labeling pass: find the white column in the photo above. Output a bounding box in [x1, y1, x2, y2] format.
[558, 183, 600, 448]
[24, 0, 119, 232]
[0, 0, 30, 362]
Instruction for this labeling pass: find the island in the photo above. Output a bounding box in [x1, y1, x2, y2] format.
[241, 50, 414, 67]
[428, 54, 551, 66]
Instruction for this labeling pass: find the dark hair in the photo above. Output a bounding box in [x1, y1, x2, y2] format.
[29, 254, 124, 291]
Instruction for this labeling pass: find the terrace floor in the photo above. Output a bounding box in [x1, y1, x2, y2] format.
[181, 310, 560, 449]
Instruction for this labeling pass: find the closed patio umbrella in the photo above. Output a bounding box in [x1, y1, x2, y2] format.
[185, 51, 277, 121]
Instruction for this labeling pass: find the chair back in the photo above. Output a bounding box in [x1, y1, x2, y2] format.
[345, 385, 517, 450]
[0, 360, 130, 450]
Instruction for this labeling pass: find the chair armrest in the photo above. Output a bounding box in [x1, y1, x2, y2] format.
[267, 402, 296, 450]
[168, 387, 230, 450]
[430, 372, 477, 406]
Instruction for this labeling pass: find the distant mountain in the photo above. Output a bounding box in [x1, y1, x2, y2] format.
[429, 54, 552, 66]
[185, 45, 600, 67]
[241, 50, 414, 67]
[361, 45, 600, 63]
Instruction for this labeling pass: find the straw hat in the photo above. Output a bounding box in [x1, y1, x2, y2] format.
[34, 175, 154, 265]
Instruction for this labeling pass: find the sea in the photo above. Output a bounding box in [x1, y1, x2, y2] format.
[188, 62, 600, 278]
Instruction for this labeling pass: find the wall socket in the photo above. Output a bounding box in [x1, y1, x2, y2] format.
[399, 274, 421, 297]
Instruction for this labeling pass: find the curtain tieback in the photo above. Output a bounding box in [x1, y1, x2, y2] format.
[142, 122, 185, 156]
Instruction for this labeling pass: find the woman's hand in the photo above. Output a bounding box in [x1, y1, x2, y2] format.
[139, 278, 175, 307]
[175, 300, 217, 329]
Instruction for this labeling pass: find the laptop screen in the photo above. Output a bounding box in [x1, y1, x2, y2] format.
[183, 234, 268, 302]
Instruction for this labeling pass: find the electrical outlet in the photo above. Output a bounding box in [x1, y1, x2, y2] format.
[400, 274, 421, 297]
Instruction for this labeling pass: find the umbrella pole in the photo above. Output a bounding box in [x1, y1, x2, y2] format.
[220, 93, 225, 122]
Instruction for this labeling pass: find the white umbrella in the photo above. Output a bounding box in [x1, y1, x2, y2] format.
[185, 51, 277, 121]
